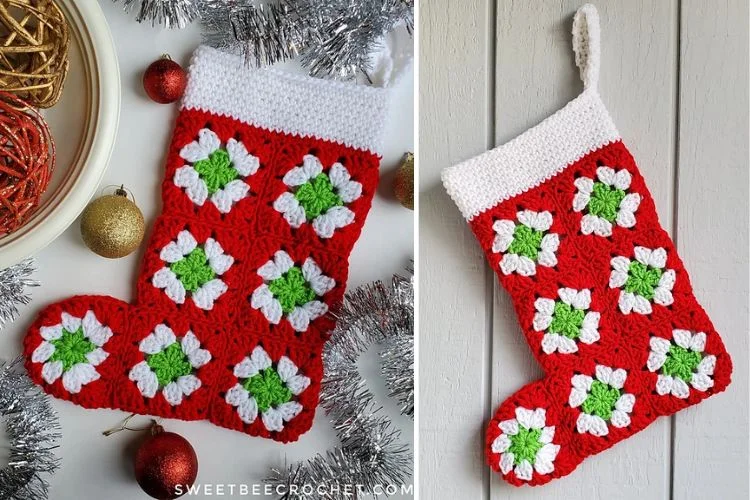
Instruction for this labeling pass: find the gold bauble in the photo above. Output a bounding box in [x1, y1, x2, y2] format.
[393, 152, 414, 210]
[80, 187, 145, 258]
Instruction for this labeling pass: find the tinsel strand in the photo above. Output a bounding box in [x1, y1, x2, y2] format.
[112, 0, 413, 80]
[0, 357, 61, 500]
[111, 0, 204, 29]
[265, 274, 414, 499]
[0, 258, 38, 330]
[380, 334, 414, 418]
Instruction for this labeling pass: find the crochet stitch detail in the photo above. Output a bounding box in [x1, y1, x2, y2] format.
[50, 327, 95, 371]
[508, 225, 543, 260]
[492, 210, 559, 276]
[548, 302, 584, 339]
[193, 149, 239, 195]
[663, 345, 702, 382]
[581, 380, 619, 420]
[508, 427, 543, 465]
[295, 173, 343, 219]
[147, 343, 193, 387]
[243, 367, 293, 412]
[268, 267, 317, 314]
[170, 247, 216, 293]
[588, 182, 625, 222]
[624, 261, 662, 300]
[273, 156, 363, 239]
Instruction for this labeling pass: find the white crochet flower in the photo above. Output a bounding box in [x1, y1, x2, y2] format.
[250, 250, 335, 332]
[225, 346, 311, 432]
[31, 311, 113, 393]
[570, 365, 635, 436]
[174, 128, 259, 213]
[129, 325, 212, 406]
[152, 230, 234, 310]
[609, 246, 675, 315]
[272, 155, 362, 238]
[573, 166, 641, 236]
[648, 330, 716, 399]
[492, 210, 559, 276]
[490, 407, 560, 481]
[533, 288, 600, 354]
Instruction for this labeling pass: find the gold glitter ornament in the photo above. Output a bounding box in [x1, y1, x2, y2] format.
[80, 186, 145, 258]
[393, 152, 414, 210]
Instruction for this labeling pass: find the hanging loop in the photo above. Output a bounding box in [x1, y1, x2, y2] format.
[572, 4, 601, 90]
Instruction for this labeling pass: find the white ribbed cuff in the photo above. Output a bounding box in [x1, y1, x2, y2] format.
[442, 89, 620, 220]
[182, 46, 391, 155]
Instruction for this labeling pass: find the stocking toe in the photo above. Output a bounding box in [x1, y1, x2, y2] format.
[24, 295, 130, 409]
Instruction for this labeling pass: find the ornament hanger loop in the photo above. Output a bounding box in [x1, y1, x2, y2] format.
[102, 413, 161, 436]
[572, 4, 601, 91]
[102, 184, 137, 204]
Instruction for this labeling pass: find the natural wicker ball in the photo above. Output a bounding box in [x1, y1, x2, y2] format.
[0, 0, 70, 108]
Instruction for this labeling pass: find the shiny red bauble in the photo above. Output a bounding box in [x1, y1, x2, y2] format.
[143, 55, 187, 104]
[134, 425, 198, 499]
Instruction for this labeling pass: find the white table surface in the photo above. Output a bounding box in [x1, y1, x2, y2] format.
[0, 1, 414, 498]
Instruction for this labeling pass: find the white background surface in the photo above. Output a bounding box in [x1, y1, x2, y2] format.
[420, 1, 748, 499]
[0, 1, 414, 498]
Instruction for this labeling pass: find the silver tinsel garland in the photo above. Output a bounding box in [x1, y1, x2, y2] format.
[112, 0, 413, 80]
[111, 0, 204, 28]
[0, 358, 61, 500]
[265, 274, 414, 499]
[0, 259, 38, 330]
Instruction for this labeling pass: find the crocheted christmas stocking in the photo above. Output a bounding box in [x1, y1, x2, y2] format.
[442, 5, 732, 486]
[22, 46, 390, 443]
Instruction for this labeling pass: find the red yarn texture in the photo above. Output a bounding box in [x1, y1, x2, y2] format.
[22, 108, 380, 443]
[473, 141, 732, 485]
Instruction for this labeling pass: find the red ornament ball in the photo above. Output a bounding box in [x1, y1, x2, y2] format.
[134, 425, 198, 499]
[0, 91, 55, 235]
[143, 55, 187, 104]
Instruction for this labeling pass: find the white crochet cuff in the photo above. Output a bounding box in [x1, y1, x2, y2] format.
[181, 45, 391, 155]
[441, 89, 620, 221]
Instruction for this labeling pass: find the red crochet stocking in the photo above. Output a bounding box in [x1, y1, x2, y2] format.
[22, 46, 390, 443]
[442, 5, 732, 486]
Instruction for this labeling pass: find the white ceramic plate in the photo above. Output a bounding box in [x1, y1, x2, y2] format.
[0, 0, 120, 268]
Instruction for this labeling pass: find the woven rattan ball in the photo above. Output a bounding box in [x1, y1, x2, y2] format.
[0, 0, 70, 109]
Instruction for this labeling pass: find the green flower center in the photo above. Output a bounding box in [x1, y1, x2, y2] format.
[170, 247, 215, 293]
[624, 261, 662, 300]
[508, 426, 543, 465]
[662, 345, 702, 382]
[295, 173, 342, 219]
[243, 367, 292, 412]
[548, 301, 585, 339]
[147, 342, 193, 387]
[588, 181, 626, 222]
[507, 225, 544, 260]
[50, 327, 95, 371]
[268, 267, 316, 314]
[582, 380, 620, 420]
[193, 149, 239, 195]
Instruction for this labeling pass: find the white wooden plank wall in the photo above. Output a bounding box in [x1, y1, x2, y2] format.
[419, 1, 749, 498]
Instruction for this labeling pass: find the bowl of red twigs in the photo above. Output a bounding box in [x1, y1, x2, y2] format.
[0, 0, 120, 268]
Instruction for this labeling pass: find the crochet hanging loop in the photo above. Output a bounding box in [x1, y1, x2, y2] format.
[572, 3, 601, 90]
